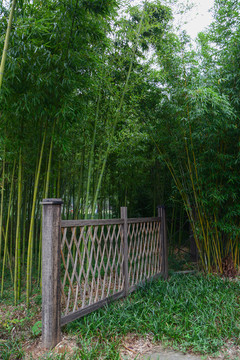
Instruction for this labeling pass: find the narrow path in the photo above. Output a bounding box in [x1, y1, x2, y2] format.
[141, 346, 203, 359]
[121, 336, 205, 360]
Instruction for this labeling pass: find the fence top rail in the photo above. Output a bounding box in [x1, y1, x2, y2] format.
[61, 217, 161, 228]
[127, 217, 160, 224]
[61, 219, 124, 228]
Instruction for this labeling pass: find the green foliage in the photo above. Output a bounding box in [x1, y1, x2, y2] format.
[66, 274, 240, 355]
[0, 0, 240, 301]
[137, 13, 240, 270]
[2, 2, 240, 359]
[0, 338, 24, 360]
[31, 320, 42, 337]
[0, 290, 41, 359]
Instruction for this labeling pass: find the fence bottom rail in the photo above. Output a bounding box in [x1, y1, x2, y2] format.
[61, 290, 125, 326]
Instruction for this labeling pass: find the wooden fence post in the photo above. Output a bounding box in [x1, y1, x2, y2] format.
[121, 207, 129, 296]
[41, 198, 63, 349]
[158, 205, 168, 280]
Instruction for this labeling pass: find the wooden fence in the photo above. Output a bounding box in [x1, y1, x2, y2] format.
[41, 199, 168, 349]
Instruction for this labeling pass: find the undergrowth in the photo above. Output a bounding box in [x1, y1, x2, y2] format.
[65, 274, 240, 358]
[0, 274, 239, 359]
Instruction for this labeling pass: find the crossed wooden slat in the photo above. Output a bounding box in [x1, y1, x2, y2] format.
[61, 223, 125, 316]
[60, 219, 162, 316]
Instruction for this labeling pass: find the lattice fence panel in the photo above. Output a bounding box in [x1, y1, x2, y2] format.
[128, 220, 162, 287]
[61, 224, 124, 316]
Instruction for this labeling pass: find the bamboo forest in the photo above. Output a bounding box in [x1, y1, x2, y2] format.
[0, 0, 240, 307]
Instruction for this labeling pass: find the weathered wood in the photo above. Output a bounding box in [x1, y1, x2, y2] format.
[61, 290, 125, 326]
[61, 217, 160, 228]
[61, 218, 124, 228]
[59, 205, 165, 330]
[127, 220, 162, 287]
[121, 207, 129, 296]
[60, 222, 125, 315]
[127, 217, 160, 224]
[42, 200, 168, 344]
[41, 198, 63, 349]
[163, 208, 168, 279]
[158, 206, 168, 280]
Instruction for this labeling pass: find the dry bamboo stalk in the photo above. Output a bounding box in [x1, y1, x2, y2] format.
[152, 223, 158, 274]
[144, 222, 150, 278]
[157, 224, 160, 273]
[135, 223, 142, 285]
[148, 223, 154, 277]
[151, 231, 156, 276]
[81, 227, 94, 307]
[131, 224, 141, 286]
[61, 230, 76, 314]
[140, 223, 147, 282]
[88, 226, 100, 304]
[103, 227, 114, 298]
[69, 228, 82, 312]
[152, 224, 157, 274]
[88, 226, 98, 305]
[98, 227, 108, 299]
[128, 223, 137, 284]
[116, 225, 124, 292]
[94, 230, 104, 303]
[61, 228, 68, 288]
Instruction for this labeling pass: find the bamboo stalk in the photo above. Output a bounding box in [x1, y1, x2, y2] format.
[57, 161, 61, 198]
[21, 183, 27, 270]
[74, 148, 85, 219]
[14, 150, 22, 303]
[38, 122, 55, 285]
[2, 228, 13, 281]
[91, 6, 146, 216]
[84, 92, 101, 219]
[26, 129, 46, 307]
[1, 160, 16, 297]
[0, 148, 5, 261]
[0, 0, 17, 89]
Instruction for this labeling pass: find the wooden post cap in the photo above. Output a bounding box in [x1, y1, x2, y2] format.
[41, 198, 63, 205]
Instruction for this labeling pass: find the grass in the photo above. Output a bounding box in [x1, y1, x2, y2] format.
[65, 274, 239, 356]
[0, 273, 239, 359]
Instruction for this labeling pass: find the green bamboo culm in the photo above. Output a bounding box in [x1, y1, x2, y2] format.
[85, 5, 147, 269]
[38, 121, 55, 286]
[0, 0, 17, 90]
[0, 149, 6, 262]
[1, 160, 16, 297]
[84, 92, 101, 220]
[26, 130, 46, 307]
[14, 150, 22, 304]
[91, 4, 146, 216]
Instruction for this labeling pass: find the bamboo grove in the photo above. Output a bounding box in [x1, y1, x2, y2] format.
[0, 0, 240, 304]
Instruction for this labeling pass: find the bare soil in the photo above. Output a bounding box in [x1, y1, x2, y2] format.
[120, 334, 240, 360]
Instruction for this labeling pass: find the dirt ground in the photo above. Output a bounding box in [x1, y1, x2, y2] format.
[121, 334, 240, 360]
[20, 333, 240, 360]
